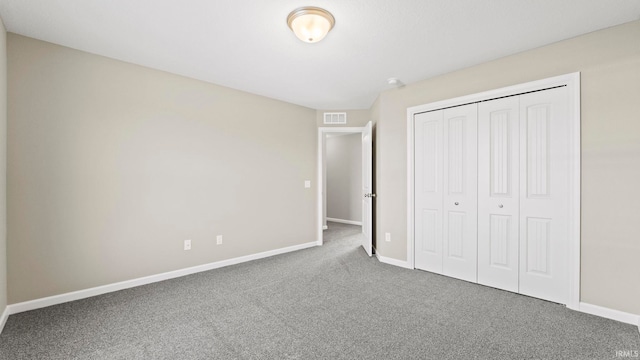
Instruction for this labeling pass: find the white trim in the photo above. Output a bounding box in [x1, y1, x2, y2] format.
[407, 104, 415, 269]
[407, 74, 578, 115]
[375, 252, 413, 269]
[322, 225, 328, 230]
[406, 73, 581, 308]
[326, 217, 363, 226]
[6, 241, 318, 316]
[567, 74, 582, 311]
[317, 126, 366, 247]
[317, 129, 324, 245]
[0, 306, 9, 334]
[578, 302, 640, 327]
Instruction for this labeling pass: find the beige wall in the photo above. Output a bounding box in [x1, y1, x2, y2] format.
[7, 34, 317, 304]
[0, 18, 7, 317]
[326, 133, 362, 222]
[374, 20, 640, 315]
[316, 109, 370, 127]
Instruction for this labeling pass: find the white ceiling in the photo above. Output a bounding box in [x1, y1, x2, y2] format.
[1, 0, 639, 110]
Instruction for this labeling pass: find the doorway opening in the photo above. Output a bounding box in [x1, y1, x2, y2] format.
[325, 132, 362, 228]
[317, 123, 374, 256]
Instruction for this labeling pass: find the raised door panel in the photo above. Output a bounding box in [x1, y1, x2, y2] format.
[490, 111, 513, 197]
[414, 111, 443, 273]
[525, 217, 551, 275]
[442, 104, 478, 282]
[421, 210, 438, 253]
[446, 212, 465, 258]
[447, 117, 465, 194]
[519, 87, 570, 304]
[526, 105, 551, 198]
[489, 214, 513, 269]
[478, 97, 520, 292]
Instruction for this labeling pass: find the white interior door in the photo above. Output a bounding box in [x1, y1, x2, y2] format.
[518, 87, 570, 304]
[414, 111, 443, 273]
[442, 104, 478, 282]
[361, 121, 373, 256]
[478, 96, 521, 293]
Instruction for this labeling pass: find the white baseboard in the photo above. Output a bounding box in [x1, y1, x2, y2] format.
[326, 218, 362, 226]
[5, 242, 638, 336]
[579, 302, 640, 328]
[0, 306, 8, 334]
[375, 252, 413, 269]
[6, 241, 319, 317]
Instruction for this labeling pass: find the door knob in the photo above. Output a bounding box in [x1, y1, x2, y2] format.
[498, 204, 503, 208]
[454, 202, 459, 206]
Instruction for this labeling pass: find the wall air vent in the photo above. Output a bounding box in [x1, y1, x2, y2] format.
[323, 112, 347, 125]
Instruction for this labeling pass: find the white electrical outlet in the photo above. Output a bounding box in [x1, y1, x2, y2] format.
[385, 233, 391, 242]
[304, 180, 311, 188]
[216, 235, 223, 245]
[184, 239, 191, 250]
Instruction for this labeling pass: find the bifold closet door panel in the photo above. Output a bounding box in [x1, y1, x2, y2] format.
[442, 104, 478, 282]
[478, 96, 520, 293]
[414, 111, 444, 274]
[518, 87, 570, 304]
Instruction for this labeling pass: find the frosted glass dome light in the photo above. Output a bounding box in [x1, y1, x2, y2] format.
[287, 7, 335, 43]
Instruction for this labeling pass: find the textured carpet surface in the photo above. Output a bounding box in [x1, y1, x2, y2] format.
[1, 222, 638, 359]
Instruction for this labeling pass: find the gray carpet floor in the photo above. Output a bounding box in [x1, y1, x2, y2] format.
[0, 222, 638, 359]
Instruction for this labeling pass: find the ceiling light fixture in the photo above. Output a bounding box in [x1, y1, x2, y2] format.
[287, 6, 335, 43]
[387, 77, 405, 87]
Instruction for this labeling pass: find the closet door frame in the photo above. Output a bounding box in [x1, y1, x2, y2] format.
[406, 72, 581, 310]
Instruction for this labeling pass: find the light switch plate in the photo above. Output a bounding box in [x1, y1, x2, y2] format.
[304, 180, 311, 188]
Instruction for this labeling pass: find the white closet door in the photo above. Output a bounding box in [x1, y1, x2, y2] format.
[518, 87, 570, 304]
[478, 96, 520, 292]
[414, 111, 443, 273]
[442, 104, 478, 282]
